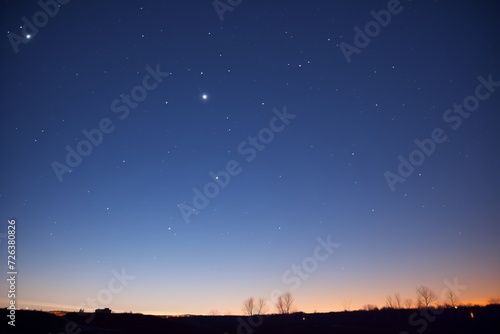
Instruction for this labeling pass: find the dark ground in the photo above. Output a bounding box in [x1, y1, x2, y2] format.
[2, 305, 499, 334]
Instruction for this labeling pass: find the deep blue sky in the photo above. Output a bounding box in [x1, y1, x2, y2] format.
[1, 0, 499, 314]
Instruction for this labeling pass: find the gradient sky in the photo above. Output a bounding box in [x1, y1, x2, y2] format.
[1, 0, 499, 315]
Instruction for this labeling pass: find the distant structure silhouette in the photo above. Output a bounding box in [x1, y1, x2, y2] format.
[95, 308, 111, 313]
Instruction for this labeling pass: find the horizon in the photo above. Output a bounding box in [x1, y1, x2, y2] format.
[4, 296, 496, 317]
[4, 295, 497, 317]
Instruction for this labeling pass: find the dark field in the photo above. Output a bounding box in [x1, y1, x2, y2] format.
[2, 305, 499, 334]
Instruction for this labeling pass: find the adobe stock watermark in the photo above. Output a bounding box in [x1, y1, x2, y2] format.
[49, 267, 135, 334]
[213, 0, 243, 21]
[7, 0, 71, 54]
[51, 64, 170, 182]
[339, 0, 405, 64]
[384, 72, 499, 192]
[276, 235, 340, 295]
[226, 235, 340, 334]
[178, 106, 296, 224]
[400, 277, 467, 334]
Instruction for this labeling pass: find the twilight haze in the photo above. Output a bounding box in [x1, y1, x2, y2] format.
[1, 0, 499, 316]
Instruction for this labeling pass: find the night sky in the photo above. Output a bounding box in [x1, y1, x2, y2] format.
[1, 0, 499, 315]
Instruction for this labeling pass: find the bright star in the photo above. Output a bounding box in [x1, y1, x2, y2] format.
[202, 94, 208, 100]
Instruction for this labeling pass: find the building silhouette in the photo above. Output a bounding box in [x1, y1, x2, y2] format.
[95, 308, 111, 313]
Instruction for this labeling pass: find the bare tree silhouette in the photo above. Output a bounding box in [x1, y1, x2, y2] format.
[416, 285, 438, 308]
[444, 289, 459, 308]
[404, 298, 413, 309]
[341, 298, 352, 311]
[242, 297, 255, 316]
[275, 292, 294, 314]
[386, 292, 402, 309]
[385, 295, 395, 309]
[362, 304, 378, 311]
[256, 297, 267, 315]
[487, 297, 500, 305]
[394, 292, 402, 309]
[242, 297, 267, 315]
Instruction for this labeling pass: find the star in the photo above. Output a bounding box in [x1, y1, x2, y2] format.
[202, 94, 208, 100]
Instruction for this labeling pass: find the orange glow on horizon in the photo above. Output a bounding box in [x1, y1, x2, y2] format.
[5, 296, 497, 317]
